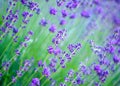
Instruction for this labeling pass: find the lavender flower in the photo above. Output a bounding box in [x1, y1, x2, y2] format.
[81, 10, 90, 18]
[49, 7, 57, 15]
[61, 10, 68, 17]
[1, 0, 120, 86]
[30, 78, 40, 86]
[49, 25, 56, 33]
[60, 19, 66, 25]
[47, 46, 54, 54]
[0, 73, 2, 77]
[42, 66, 51, 77]
[113, 55, 120, 64]
[52, 29, 67, 45]
[38, 60, 43, 67]
[39, 18, 48, 26]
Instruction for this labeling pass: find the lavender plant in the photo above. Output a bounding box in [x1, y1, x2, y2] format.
[0, 0, 120, 86]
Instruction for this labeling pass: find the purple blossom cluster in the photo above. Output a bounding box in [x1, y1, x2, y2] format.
[11, 57, 34, 83]
[0, 0, 120, 86]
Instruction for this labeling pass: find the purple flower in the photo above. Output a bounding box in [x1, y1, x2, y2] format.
[49, 25, 56, 33]
[22, 11, 29, 19]
[68, 69, 74, 77]
[0, 72, 2, 77]
[17, 71, 23, 77]
[49, 8, 57, 15]
[76, 77, 84, 85]
[93, 0, 100, 5]
[81, 10, 90, 18]
[113, 16, 120, 25]
[47, 46, 54, 54]
[38, 60, 43, 67]
[36, 8, 40, 15]
[28, 30, 34, 36]
[21, 0, 28, 5]
[56, 1, 64, 7]
[94, 82, 100, 86]
[39, 18, 48, 26]
[94, 64, 100, 70]
[49, 58, 57, 72]
[68, 44, 74, 53]
[115, 0, 120, 3]
[31, 78, 40, 86]
[24, 36, 30, 41]
[68, 43, 81, 53]
[5, 62, 11, 69]
[12, 76, 17, 83]
[60, 19, 66, 25]
[28, 1, 39, 11]
[113, 55, 120, 64]
[53, 47, 61, 56]
[60, 83, 66, 86]
[52, 29, 67, 45]
[0, 27, 6, 32]
[65, 53, 71, 61]
[61, 10, 68, 17]
[69, 14, 76, 19]
[60, 59, 65, 65]
[13, 27, 18, 34]
[24, 60, 31, 67]
[42, 67, 51, 77]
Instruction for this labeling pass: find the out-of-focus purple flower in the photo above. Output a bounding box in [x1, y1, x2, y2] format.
[81, 10, 90, 18]
[94, 64, 101, 71]
[28, 1, 39, 11]
[24, 36, 30, 41]
[113, 55, 120, 64]
[60, 19, 66, 25]
[2, 61, 11, 71]
[65, 53, 71, 61]
[53, 47, 61, 56]
[36, 8, 40, 15]
[61, 10, 68, 17]
[28, 30, 34, 36]
[0, 72, 2, 77]
[0, 27, 6, 32]
[60, 83, 66, 86]
[49, 7, 57, 15]
[76, 77, 84, 85]
[22, 11, 29, 19]
[115, 0, 120, 3]
[68, 43, 81, 53]
[12, 76, 17, 83]
[113, 16, 120, 25]
[49, 25, 56, 33]
[56, 1, 64, 7]
[39, 18, 48, 26]
[94, 82, 101, 86]
[42, 67, 51, 77]
[30, 78, 40, 86]
[13, 27, 18, 34]
[93, 0, 100, 5]
[21, 0, 28, 5]
[17, 71, 23, 77]
[16, 58, 34, 78]
[38, 60, 43, 67]
[69, 14, 76, 19]
[66, 1, 79, 10]
[49, 58, 57, 72]
[68, 69, 74, 77]
[52, 29, 67, 45]
[47, 46, 54, 54]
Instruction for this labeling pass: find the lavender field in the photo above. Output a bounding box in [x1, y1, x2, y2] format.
[0, 0, 120, 86]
